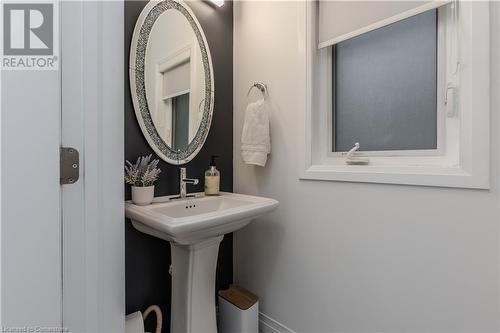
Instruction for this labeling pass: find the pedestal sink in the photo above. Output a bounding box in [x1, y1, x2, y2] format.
[125, 192, 278, 333]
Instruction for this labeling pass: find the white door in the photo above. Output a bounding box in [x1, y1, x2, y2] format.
[1, 27, 62, 333]
[1, 1, 124, 331]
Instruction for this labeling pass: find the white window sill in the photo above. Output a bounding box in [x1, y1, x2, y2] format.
[300, 164, 488, 189]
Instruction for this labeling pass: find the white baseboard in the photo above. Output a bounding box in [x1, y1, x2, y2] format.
[259, 312, 297, 333]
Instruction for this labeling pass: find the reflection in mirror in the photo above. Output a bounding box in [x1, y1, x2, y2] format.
[144, 9, 205, 153]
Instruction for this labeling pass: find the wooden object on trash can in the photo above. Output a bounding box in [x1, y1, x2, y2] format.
[218, 284, 258, 310]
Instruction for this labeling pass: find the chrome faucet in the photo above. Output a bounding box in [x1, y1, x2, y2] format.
[179, 167, 199, 198]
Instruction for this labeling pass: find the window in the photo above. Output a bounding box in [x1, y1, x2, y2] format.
[332, 10, 438, 153]
[298, 1, 490, 188]
[171, 93, 190, 151]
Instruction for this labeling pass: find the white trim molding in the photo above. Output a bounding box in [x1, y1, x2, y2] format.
[299, 1, 490, 189]
[259, 313, 297, 333]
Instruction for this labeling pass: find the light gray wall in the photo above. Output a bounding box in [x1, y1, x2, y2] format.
[233, 2, 500, 332]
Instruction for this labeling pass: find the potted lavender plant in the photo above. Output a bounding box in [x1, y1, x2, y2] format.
[125, 155, 161, 205]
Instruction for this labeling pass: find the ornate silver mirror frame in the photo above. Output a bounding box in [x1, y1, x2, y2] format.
[129, 0, 214, 164]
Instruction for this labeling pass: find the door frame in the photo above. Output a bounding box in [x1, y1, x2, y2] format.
[61, 1, 124, 331]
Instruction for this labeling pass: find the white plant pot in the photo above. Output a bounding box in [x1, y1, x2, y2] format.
[131, 185, 155, 206]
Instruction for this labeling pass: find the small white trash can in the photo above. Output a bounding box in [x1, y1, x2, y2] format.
[218, 285, 259, 333]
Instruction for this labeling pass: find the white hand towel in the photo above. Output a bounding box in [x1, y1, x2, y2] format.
[241, 99, 271, 166]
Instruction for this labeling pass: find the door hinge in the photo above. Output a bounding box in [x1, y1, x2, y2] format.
[60, 147, 80, 185]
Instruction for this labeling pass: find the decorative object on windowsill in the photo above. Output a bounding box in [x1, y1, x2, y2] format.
[242, 82, 271, 167]
[346, 142, 370, 165]
[125, 154, 162, 206]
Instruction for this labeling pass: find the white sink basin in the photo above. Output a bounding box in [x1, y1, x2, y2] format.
[125, 192, 278, 333]
[125, 192, 278, 245]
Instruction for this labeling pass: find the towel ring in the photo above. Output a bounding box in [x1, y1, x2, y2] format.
[247, 82, 268, 100]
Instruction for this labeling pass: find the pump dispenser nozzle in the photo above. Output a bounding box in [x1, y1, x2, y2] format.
[210, 155, 219, 167]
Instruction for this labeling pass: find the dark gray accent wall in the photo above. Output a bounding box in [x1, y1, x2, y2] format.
[124, 2, 233, 332]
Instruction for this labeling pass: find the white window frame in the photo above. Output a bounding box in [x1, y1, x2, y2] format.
[298, 0, 490, 189]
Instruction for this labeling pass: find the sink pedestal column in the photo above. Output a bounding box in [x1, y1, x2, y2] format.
[170, 235, 224, 333]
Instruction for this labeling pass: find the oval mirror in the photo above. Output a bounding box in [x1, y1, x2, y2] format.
[129, 0, 214, 164]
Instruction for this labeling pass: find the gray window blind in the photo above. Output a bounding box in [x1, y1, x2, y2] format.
[333, 9, 438, 152]
[163, 60, 191, 99]
[318, 0, 450, 48]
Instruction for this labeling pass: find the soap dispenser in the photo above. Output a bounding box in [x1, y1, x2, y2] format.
[205, 155, 220, 196]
